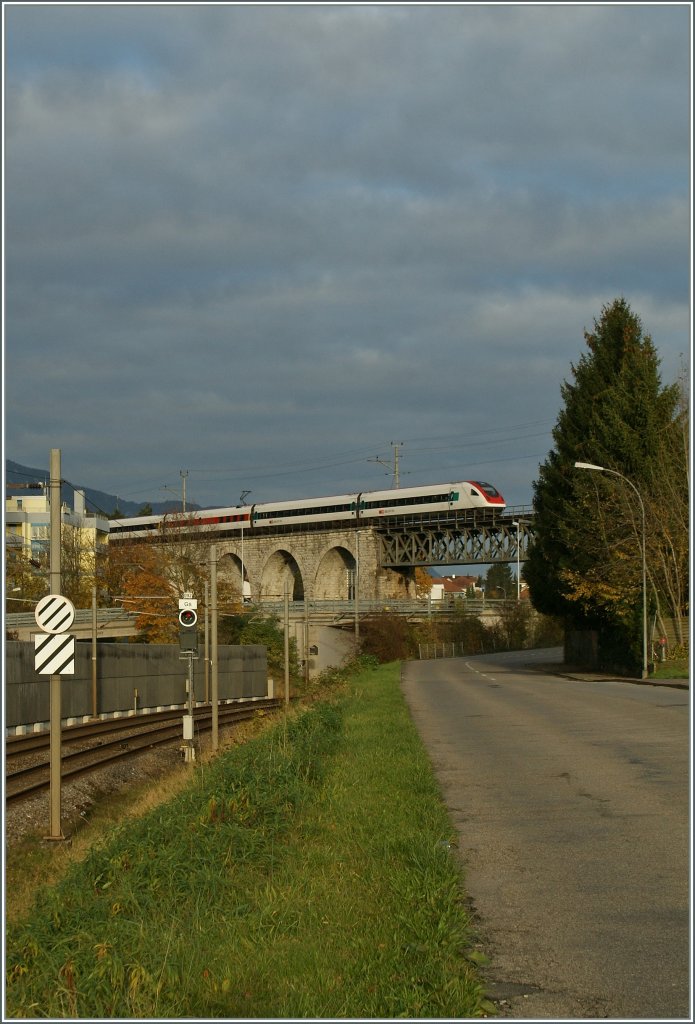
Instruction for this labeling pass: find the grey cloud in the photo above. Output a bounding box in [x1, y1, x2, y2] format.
[4, 4, 690, 509]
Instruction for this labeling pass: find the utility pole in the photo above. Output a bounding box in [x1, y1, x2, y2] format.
[354, 531, 360, 644]
[391, 441, 403, 488]
[284, 580, 290, 705]
[48, 448, 63, 840]
[368, 441, 404, 488]
[204, 580, 209, 703]
[180, 470, 188, 514]
[239, 490, 251, 603]
[304, 596, 310, 687]
[91, 585, 98, 717]
[210, 545, 219, 750]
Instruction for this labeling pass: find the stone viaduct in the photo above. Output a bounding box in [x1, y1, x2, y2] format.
[212, 526, 416, 605]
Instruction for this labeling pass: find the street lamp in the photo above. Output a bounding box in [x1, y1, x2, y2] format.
[574, 462, 648, 679]
[511, 519, 531, 600]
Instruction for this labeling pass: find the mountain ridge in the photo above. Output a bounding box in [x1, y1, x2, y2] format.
[5, 460, 202, 518]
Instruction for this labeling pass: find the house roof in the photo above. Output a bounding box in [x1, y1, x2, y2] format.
[440, 575, 479, 593]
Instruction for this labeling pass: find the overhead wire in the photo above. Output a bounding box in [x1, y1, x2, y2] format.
[7, 416, 555, 511]
[173, 421, 555, 488]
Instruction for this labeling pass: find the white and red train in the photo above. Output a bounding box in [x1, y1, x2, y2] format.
[109, 479, 505, 542]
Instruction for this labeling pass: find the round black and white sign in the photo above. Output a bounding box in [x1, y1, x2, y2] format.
[34, 594, 76, 634]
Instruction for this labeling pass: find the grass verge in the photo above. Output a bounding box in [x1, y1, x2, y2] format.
[6, 662, 488, 1018]
[651, 657, 689, 680]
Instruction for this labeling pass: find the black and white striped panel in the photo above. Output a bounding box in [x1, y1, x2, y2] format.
[34, 594, 75, 634]
[34, 633, 76, 675]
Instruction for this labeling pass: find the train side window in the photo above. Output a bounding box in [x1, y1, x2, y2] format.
[470, 488, 480, 496]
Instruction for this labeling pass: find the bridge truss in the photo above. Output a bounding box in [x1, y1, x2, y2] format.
[376, 508, 534, 568]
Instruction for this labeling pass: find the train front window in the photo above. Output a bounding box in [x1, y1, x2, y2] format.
[476, 481, 500, 498]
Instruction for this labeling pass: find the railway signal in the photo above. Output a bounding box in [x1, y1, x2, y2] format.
[178, 595, 199, 763]
[178, 596, 199, 656]
[178, 607, 198, 628]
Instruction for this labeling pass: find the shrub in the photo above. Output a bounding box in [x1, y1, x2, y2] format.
[358, 613, 418, 662]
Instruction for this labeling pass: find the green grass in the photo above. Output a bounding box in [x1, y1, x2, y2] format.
[651, 657, 689, 679]
[6, 663, 488, 1019]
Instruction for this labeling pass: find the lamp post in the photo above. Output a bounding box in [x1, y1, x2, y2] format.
[574, 462, 648, 679]
[511, 519, 530, 600]
[512, 521, 521, 600]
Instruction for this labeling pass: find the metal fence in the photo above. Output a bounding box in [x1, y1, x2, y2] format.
[259, 598, 510, 617]
[5, 607, 134, 628]
[418, 642, 473, 660]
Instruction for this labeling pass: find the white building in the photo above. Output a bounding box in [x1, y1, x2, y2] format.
[5, 489, 109, 565]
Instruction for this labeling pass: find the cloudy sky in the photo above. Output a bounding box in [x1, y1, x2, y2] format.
[4, 3, 691, 512]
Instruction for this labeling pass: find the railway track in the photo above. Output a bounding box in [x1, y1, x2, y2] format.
[5, 699, 281, 804]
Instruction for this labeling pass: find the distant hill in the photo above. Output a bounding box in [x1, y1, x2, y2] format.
[5, 460, 201, 518]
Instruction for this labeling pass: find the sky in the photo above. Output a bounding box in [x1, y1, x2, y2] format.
[3, 2, 692, 514]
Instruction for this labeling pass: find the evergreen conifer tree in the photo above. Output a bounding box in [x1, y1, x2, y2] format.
[525, 298, 682, 668]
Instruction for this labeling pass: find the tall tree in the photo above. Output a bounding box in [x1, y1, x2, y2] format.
[106, 518, 240, 643]
[484, 562, 516, 599]
[525, 298, 685, 666]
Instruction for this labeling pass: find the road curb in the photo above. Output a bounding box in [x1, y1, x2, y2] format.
[538, 664, 689, 690]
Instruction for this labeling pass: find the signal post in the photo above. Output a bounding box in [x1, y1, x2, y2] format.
[178, 594, 199, 762]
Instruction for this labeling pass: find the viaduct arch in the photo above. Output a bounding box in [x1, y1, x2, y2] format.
[215, 527, 416, 605]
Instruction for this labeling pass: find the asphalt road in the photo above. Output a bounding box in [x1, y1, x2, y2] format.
[401, 649, 691, 1020]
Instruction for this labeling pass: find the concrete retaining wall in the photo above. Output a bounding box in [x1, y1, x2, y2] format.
[5, 642, 268, 730]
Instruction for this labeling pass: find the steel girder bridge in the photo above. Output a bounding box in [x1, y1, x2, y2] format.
[375, 507, 534, 568]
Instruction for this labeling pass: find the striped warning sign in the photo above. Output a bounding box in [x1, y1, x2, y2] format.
[34, 632, 76, 675]
[35, 594, 75, 634]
